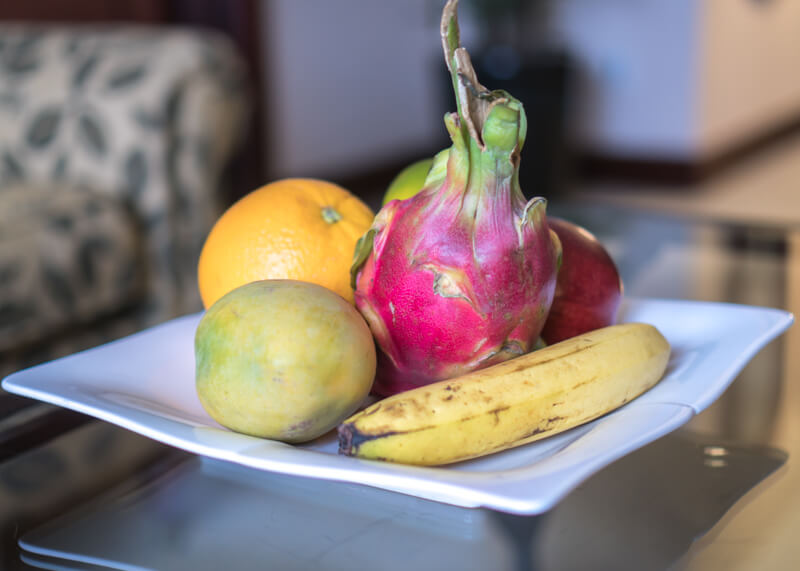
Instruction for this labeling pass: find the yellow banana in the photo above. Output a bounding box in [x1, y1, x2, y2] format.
[337, 322, 670, 466]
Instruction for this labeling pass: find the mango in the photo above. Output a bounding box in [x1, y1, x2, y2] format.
[195, 280, 376, 443]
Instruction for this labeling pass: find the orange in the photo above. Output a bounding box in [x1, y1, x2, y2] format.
[198, 178, 375, 308]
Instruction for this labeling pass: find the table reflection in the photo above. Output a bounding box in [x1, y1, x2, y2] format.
[16, 428, 786, 571]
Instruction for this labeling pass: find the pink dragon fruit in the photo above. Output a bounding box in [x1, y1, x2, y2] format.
[350, 0, 561, 396]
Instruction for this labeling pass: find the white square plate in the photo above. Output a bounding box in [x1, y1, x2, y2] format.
[2, 298, 793, 514]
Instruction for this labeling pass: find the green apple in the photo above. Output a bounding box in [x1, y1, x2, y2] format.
[382, 158, 433, 206]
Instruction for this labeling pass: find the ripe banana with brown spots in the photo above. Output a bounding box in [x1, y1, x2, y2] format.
[337, 322, 670, 466]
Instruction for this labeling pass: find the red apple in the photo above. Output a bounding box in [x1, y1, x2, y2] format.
[541, 217, 623, 344]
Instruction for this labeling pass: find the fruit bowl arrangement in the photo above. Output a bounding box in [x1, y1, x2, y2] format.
[1, 0, 794, 514]
[187, 0, 647, 462]
[190, 0, 659, 467]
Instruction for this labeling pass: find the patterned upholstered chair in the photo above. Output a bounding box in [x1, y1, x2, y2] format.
[0, 25, 251, 379]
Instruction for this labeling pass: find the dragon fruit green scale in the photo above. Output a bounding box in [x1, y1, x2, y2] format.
[350, 0, 561, 396]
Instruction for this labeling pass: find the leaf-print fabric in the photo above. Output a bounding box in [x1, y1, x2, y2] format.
[0, 25, 250, 376]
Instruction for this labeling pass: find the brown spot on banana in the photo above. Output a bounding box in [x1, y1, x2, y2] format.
[506, 342, 596, 373]
[571, 375, 598, 391]
[492, 405, 510, 425]
[362, 403, 383, 416]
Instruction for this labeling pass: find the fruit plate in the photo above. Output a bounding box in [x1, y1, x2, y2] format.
[2, 298, 793, 515]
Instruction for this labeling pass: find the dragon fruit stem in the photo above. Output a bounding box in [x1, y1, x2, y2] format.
[439, 0, 529, 216]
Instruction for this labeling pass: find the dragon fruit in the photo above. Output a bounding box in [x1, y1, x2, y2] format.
[350, 0, 561, 396]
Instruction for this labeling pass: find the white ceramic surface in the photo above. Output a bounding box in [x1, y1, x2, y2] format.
[2, 298, 793, 514]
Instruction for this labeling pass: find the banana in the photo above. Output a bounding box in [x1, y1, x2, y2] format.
[337, 322, 670, 466]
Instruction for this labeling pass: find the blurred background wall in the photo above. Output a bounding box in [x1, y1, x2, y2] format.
[3, 0, 800, 196]
[260, 0, 448, 182]
[259, 0, 800, 192]
[547, 0, 800, 163]
[698, 0, 800, 157]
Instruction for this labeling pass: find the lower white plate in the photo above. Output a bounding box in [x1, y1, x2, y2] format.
[2, 298, 793, 514]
